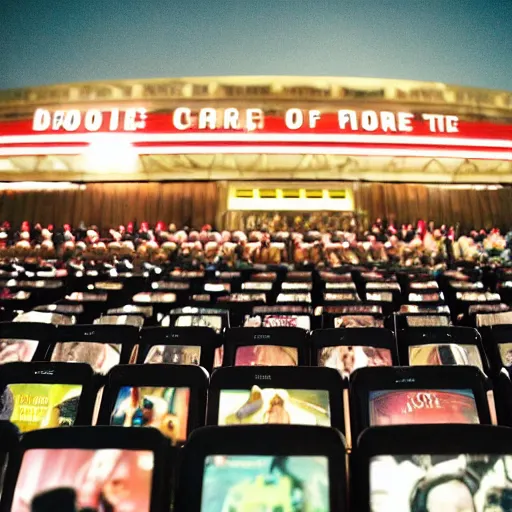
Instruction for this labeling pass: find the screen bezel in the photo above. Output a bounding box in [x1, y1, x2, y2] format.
[244, 311, 313, 330]
[206, 366, 345, 431]
[0, 426, 173, 512]
[175, 424, 347, 512]
[353, 424, 512, 512]
[138, 326, 221, 371]
[310, 328, 399, 370]
[34, 303, 85, 318]
[397, 326, 489, 370]
[0, 362, 95, 429]
[482, 325, 512, 374]
[349, 365, 492, 440]
[322, 311, 384, 329]
[0, 322, 55, 363]
[223, 327, 309, 366]
[392, 310, 452, 333]
[46, 324, 139, 371]
[97, 364, 208, 445]
[166, 312, 228, 334]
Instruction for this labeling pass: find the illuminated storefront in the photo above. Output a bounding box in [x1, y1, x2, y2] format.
[0, 76, 511, 228]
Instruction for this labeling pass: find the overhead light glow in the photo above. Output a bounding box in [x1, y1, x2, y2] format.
[81, 134, 138, 172]
[0, 182, 86, 191]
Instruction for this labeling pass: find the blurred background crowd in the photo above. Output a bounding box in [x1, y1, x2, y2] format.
[1, 217, 512, 270]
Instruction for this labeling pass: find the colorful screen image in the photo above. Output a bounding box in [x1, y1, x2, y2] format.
[144, 345, 201, 365]
[334, 316, 384, 328]
[66, 292, 107, 302]
[192, 294, 211, 302]
[320, 272, 352, 283]
[409, 293, 443, 302]
[276, 293, 311, 304]
[95, 282, 124, 291]
[244, 315, 311, 330]
[12, 448, 153, 511]
[204, 283, 231, 293]
[318, 346, 393, 378]
[324, 293, 360, 302]
[367, 283, 400, 291]
[214, 346, 224, 368]
[174, 315, 223, 333]
[451, 281, 484, 290]
[498, 343, 512, 368]
[477, 312, 512, 327]
[252, 272, 277, 281]
[152, 281, 189, 291]
[218, 387, 330, 426]
[361, 272, 386, 281]
[288, 272, 312, 281]
[400, 305, 450, 314]
[223, 293, 266, 303]
[0, 339, 39, 363]
[409, 343, 484, 371]
[282, 282, 312, 291]
[201, 455, 329, 512]
[109, 305, 153, 318]
[235, 346, 299, 366]
[368, 389, 480, 426]
[470, 303, 509, 314]
[325, 282, 356, 290]
[457, 292, 501, 302]
[405, 315, 451, 327]
[367, 292, 393, 302]
[370, 454, 512, 512]
[14, 311, 74, 325]
[326, 305, 383, 315]
[219, 272, 241, 279]
[2, 291, 30, 301]
[242, 282, 273, 291]
[171, 270, 204, 278]
[95, 315, 144, 328]
[111, 386, 190, 445]
[410, 281, 439, 289]
[263, 314, 310, 330]
[133, 292, 176, 303]
[51, 342, 121, 375]
[0, 384, 82, 433]
[38, 304, 84, 314]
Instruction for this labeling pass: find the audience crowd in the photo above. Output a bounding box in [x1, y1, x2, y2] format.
[1, 217, 512, 269]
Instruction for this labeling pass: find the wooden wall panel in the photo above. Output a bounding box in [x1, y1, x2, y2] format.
[0, 181, 511, 233]
[354, 183, 512, 232]
[0, 182, 220, 230]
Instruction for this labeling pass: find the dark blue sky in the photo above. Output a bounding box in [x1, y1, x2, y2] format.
[1, 0, 511, 91]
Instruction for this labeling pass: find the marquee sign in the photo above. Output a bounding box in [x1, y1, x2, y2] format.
[30, 107, 460, 134]
[0, 106, 511, 161]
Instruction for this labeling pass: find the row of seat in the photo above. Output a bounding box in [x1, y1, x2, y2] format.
[3, 320, 512, 377]
[3, 359, 508, 438]
[1, 265, 510, 305]
[2, 420, 512, 510]
[2, 278, 511, 336]
[1, 264, 512, 510]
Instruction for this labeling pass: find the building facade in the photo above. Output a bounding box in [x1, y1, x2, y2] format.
[0, 76, 511, 230]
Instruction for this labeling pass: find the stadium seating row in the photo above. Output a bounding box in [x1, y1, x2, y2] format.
[1, 263, 512, 510]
